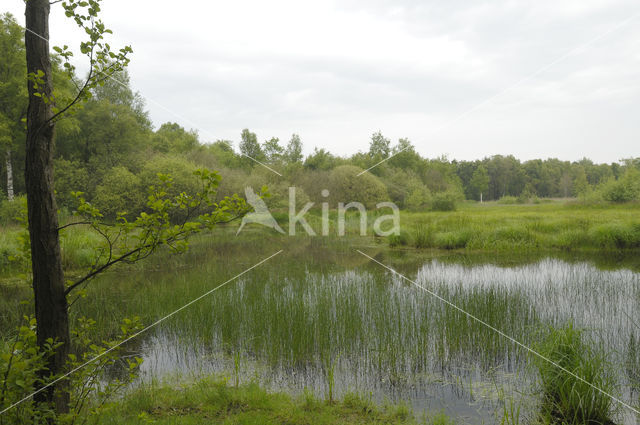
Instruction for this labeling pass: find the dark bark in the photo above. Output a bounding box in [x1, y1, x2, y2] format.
[24, 0, 70, 415]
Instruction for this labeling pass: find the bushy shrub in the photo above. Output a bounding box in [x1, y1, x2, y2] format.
[430, 190, 462, 212]
[497, 196, 518, 205]
[405, 182, 431, 211]
[139, 156, 201, 198]
[92, 166, 144, 219]
[328, 165, 388, 209]
[138, 156, 205, 222]
[598, 168, 640, 203]
[54, 159, 90, 209]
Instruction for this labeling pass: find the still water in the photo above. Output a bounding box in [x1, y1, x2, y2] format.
[94, 240, 640, 423]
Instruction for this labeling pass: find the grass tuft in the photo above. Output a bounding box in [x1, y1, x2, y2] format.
[534, 323, 618, 425]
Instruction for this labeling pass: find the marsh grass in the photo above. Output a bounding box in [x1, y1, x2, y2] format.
[96, 376, 429, 425]
[533, 323, 618, 425]
[1, 207, 639, 423]
[399, 203, 640, 252]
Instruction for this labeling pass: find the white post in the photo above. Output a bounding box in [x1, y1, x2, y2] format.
[6, 150, 14, 201]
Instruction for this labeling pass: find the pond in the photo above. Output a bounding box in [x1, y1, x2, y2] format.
[69, 236, 640, 423]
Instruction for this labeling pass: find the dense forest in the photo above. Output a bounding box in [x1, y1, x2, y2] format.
[1, 12, 639, 222]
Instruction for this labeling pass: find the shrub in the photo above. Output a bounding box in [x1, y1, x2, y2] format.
[405, 180, 431, 211]
[497, 196, 518, 205]
[54, 159, 90, 209]
[599, 169, 640, 203]
[328, 165, 388, 209]
[92, 166, 144, 220]
[139, 156, 201, 198]
[430, 190, 461, 212]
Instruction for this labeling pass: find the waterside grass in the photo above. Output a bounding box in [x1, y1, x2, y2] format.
[96, 376, 435, 425]
[399, 202, 640, 252]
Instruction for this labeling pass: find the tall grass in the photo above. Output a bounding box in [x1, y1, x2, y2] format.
[534, 323, 618, 424]
[398, 203, 640, 252]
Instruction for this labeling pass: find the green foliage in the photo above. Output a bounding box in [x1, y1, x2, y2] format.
[60, 316, 144, 424]
[328, 165, 387, 209]
[533, 323, 618, 425]
[0, 196, 25, 226]
[39, 0, 133, 120]
[284, 133, 303, 163]
[152, 123, 198, 154]
[0, 314, 145, 425]
[239, 128, 264, 165]
[92, 166, 143, 220]
[304, 148, 340, 171]
[599, 168, 640, 203]
[368, 131, 391, 159]
[430, 190, 462, 212]
[0, 316, 59, 424]
[63, 168, 248, 296]
[262, 137, 283, 163]
[54, 159, 90, 210]
[468, 165, 489, 201]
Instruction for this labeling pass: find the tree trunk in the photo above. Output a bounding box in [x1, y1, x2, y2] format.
[24, 0, 70, 415]
[5, 149, 14, 201]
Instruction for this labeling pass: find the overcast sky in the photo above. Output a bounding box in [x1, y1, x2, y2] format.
[5, 0, 640, 163]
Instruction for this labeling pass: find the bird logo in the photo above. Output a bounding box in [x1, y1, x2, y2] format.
[236, 187, 285, 235]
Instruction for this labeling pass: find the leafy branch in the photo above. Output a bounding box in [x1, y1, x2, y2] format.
[27, 0, 133, 124]
[63, 168, 251, 299]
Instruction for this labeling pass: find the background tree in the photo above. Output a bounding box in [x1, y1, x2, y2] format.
[151, 122, 198, 155]
[0, 13, 27, 202]
[284, 133, 303, 163]
[368, 131, 390, 159]
[468, 165, 489, 201]
[304, 147, 339, 171]
[239, 128, 264, 165]
[262, 137, 283, 163]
